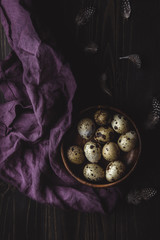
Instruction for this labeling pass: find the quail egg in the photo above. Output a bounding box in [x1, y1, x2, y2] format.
[94, 109, 111, 126]
[118, 130, 138, 152]
[102, 142, 120, 161]
[111, 114, 130, 134]
[84, 141, 102, 163]
[67, 145, 85, 164]
[94, 126, 115, 144]
[106, 161, 126, 182]
[77, 118, 95, 139]
[83, 163, 105, 182]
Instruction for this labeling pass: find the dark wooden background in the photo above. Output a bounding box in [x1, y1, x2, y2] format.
[1, 0, 160, 239]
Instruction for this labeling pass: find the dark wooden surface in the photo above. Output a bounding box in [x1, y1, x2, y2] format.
[1, 1, 160, 239]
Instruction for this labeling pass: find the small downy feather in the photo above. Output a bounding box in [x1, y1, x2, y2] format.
[144, 113, 159, 130]
[127, 187, 157, 205]
[119, 54, 142, 69]
[75, 6, 96, 26]
[121, 0, 131, 19]
[141, 187, 157, 201]
[84, 42, 98, 54]
[152, 97, 160, 118]
[144, 97, 160, 130]
[99, 73, 112, 97]
[127, 189, 142, 205]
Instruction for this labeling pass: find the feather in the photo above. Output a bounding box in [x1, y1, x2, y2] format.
[144, 97, 160, 130]
[141, 187, 157, 201]
[127, 187, 157, 205]
[152, 97, 160, 118]
[127, 189, 142, 205]
[84, 42, 98, 54]
[119, 54, 142, 69]
[144, 113, 160, 130]
[121, 0, 131, 19]
[75, 6, 96, 26]
[99, 73, 112, 97]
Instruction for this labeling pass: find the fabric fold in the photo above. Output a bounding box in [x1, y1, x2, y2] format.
[0, 0, 123, 214]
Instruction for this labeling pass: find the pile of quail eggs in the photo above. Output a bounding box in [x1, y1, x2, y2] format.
[67, 108, 138, 184]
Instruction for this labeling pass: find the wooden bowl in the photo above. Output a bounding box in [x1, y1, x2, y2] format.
[61, 105, 142, 188]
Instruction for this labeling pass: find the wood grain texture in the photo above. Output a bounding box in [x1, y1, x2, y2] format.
[1, 1, 160, 240]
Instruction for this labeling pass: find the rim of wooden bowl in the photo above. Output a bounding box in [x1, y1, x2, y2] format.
[60, 105, 142, 188]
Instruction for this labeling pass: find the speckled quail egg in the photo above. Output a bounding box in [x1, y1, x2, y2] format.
[67, 145, 85, 164]
[83, 163, 105, 182]
[118, 130, 138, 152]
[106, 161, 126, 182]
[77, 118, 95, 139]
[111, 114, 130, 134]
[94, 109, 111, 126]
[94, 126, 115, 144]
[102, 142, 120, 161]
[84, 141, 102, 163]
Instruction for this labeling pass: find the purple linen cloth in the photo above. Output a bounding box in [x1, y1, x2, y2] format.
[0, 0, 123, 213]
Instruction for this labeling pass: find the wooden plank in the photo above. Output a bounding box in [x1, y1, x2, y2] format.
[1, 1, 160, 240]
